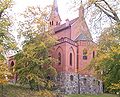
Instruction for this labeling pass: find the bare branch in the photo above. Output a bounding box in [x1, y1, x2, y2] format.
[102, 0, 120, 22]
[94, 2, 120, 23]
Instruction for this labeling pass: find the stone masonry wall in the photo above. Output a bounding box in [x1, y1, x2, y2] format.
[78, 75, 103, 94]
[56, 72, 78, 94]
[56, 72, 103, 94]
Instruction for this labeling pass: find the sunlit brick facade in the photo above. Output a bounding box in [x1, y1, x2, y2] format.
[50, 0, 103, 94]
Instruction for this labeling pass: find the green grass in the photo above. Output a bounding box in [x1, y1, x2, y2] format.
[0, 84, 118, 97]
[0, 84, 55, 97]
[65, 93, 118, 97]
[0, 84, 42, 97]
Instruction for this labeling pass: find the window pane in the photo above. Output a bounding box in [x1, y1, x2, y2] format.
[83, 49, 87, 60]
[58, 52, 61, 65]
[70, 53, 72, 66]
[93, 51, 95, 58]
[83, 56, 87, 60]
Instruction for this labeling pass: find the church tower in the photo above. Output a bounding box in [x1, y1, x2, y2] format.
[49, 0, 61, 28]
[50, 0, 103, 94]
[75, 1, 93, 41]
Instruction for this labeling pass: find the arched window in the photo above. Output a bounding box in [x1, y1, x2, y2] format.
[70, 53, 72, 66]
[83, 49, 87, 60]
[56, 21, 58, 25]
[93, 51, 95, 58]
[58, 52, 61, 65]
[98, 81, 100, 86]
[70, 75, 74, 81]
[83, 78, 87, 85]
[52, 21, 53, 25]
[11, 61, 14, 67]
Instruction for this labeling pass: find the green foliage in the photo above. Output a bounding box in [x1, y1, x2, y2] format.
[109, 81, 120, 95]
[0, 0, 14, 85]
[37, 89, 56, 97]
[0, 60, 12, 84]
[0, 84, 60, 97]
[15, 32, 57, 90]
[89, 24, 120, 93]
[0, 0, 16, 51]
[15, 5, 57, 91]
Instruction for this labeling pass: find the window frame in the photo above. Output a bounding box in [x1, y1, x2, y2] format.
[83, 49, 87, 60]
[58, 52, 61, 65]
[70, 53, 72, 66]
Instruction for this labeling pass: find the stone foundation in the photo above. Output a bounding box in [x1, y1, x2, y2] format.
[56, 72, 103, 94]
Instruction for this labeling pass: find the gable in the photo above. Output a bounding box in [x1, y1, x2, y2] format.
[54, 17, 79, 33]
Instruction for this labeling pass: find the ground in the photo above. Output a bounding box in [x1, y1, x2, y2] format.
[0, 84, 118, 97]
[65, 94, 118, 97]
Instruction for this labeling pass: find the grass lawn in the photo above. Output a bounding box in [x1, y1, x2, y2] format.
[65, 93, 118, 97]
[0, 84, 44, 97]
[0, 84, 118, 97]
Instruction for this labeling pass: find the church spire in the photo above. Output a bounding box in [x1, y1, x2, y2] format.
[79, 0, 84, 19]
[53, 0, 58, 13]
[49, 0, 61, 28]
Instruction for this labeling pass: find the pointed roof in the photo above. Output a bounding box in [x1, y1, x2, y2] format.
[49, 0, 61, 23]
[51, 0, 61, 18]
[79, 0, 84, 19]
[54, 17, 79, 33]
[75, 33, 92, 41]
[53, 0, 59, 15]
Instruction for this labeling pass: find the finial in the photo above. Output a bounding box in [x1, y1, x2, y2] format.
[79, 0, 84, 19]
[80, 0, 83, 7]
[53, 0, 58, 13]
[80, 0, 82, 5]
[80, 0, 84, 8]
[54, 0, 57, 7]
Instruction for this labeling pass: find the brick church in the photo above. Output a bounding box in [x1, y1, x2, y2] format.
[49, 0, 103, 94]
[7, 0, 103, 95]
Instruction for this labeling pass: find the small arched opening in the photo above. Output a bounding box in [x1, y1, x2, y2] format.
[70, 53, 72, 66]
[11, 61, 14, 67]
[83, 49, 87, 60]
[58, 52, 61, 65]
[70, 75, 74, 81]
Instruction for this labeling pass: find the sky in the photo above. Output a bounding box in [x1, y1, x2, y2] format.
[7, 0, 120, 56]
[10, 0, 120, 39]
[12, 0, 78, 22]
[8, 0, 115, 56]
[8, 0, 80, 56]
[10, 0, 113, 41]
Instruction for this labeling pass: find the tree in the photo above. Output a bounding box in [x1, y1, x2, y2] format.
[0, 0, 12, 18]
[89, 24, 120, 93]
[0, 0, 15, 96]
[17, 6, 51, 43]
[15, 6, 57, 91]
[0, 0, 16, 56]
[0, 55, 11, 84]
[109, 82, 120, 96]
[15, 32, 57, 90]
[87, 0, 120, 23]
[71, 0, 120, 34]
[0, 0, 14, 84]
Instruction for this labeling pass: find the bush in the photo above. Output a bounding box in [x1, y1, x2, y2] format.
[37, 90, 56, 97]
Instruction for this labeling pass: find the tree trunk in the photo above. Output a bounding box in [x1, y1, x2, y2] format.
[1, 85, 4, 97]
